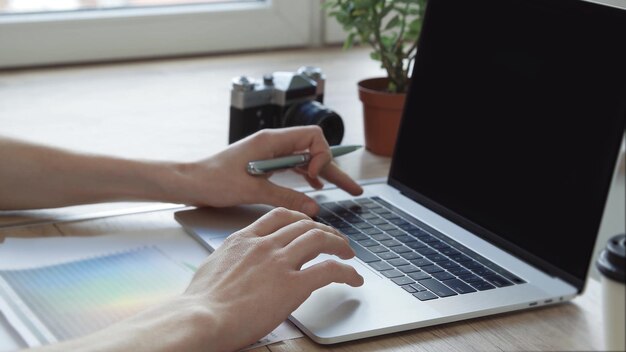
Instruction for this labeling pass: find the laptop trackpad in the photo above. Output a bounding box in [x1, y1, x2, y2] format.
[291, 255, 440, 344]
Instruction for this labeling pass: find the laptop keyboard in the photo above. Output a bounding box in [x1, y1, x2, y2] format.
[315, 197, 525, 301]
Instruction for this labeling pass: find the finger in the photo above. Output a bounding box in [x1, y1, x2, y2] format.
[257, 181, 320, 216]
[239, 207, 310, 238]
[261, 126, 331, 162]
[293, 167, 324, 190]
[320, 163, 363, 196]
[267, 218, 347, 246]
[306, 148, 332, 179]
[284, 229, 355, 268]
[299, 260, 364, 290]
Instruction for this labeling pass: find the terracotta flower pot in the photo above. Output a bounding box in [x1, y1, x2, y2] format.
[358, 77, 406, 157]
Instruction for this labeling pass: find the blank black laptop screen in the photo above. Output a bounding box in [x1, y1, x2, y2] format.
[390, 0, 626, 290]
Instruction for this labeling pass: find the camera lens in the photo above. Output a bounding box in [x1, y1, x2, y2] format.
[283, 101, 344, 145]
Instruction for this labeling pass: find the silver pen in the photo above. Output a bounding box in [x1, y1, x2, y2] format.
[247, 144, 362, 175]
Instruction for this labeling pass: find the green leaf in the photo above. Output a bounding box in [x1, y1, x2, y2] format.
[321, 0, 427, 93]
[343, 32, 356, 49]
[384, 15, 401, 31]
[387, 81, 398, 93]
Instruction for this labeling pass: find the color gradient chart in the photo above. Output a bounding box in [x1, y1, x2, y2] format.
[0, 246, 193, 346]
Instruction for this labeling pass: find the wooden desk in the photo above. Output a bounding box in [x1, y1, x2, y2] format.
[0, 207, 607, 351]
[0, 47, 607, 351]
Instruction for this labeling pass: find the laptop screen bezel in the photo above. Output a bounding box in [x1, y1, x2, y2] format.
[387, 0, 626, 292]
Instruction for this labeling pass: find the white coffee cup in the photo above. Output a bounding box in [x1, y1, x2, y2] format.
[596, 233, 625, 351]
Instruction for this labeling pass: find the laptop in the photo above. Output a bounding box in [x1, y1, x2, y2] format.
[175, 0, 626, 344]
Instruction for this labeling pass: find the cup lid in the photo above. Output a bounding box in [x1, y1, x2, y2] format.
[596, 234, 626, 283]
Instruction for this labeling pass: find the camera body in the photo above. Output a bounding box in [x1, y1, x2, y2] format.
[229, 66, 344, 145]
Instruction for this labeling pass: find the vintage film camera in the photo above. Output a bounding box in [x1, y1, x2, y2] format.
[229, 66, 344, 145]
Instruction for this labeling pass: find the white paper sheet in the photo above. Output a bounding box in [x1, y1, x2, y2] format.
[0, 231, 302, 351]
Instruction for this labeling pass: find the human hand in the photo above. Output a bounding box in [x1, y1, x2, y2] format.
[183, 207, 364, 352]
[170, 126, 363, 216]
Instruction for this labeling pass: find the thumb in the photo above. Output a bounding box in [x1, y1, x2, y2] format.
[259, 182, 319, 216]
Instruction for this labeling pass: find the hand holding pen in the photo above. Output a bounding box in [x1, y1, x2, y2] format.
[178, 127, 362, 216]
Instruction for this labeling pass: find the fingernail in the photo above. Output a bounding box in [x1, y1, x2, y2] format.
[301, 202, 318, 216]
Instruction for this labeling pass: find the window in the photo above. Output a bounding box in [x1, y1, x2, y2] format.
[0, 0, 322, 68]
[0, 0, 243, 14]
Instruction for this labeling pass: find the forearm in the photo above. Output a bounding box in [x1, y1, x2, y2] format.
[0, 137, 186, 210]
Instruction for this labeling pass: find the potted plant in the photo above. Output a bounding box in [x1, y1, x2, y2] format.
[324, 0, 428, 156]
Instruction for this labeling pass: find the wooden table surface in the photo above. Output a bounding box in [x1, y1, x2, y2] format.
[0, 47, 607, 351]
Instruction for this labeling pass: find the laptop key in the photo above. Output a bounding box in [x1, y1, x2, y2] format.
[418, 279, 458, 297]
[360, 213, 378, 220]
[359, 201, 379, 208]
[369, 261, 393, 271]
[462, 260, 484, 270]
[406, 241, 428, 249]
[430, 242, 450, 250]
[381, 269, 404, 278]
[470, 280, 496, 291]
[392, 276, 415, 286]
[440, 248, 461, 256]
[358, 239, 379, 247]
[389, 219, 409, 226]
[438, 260, 460, 270]
[416, 247, 438, 256]
[431, 271, 455, 281]
[380, 239, 402, 247]
[449, 253, 472, 262]
[403, 285, 418, 293]
[448, 267, 471, 276]
[354, 222, 373, 229]
[398, 223, 419, 231]
[483, 275, 513, 287]
[349, 240, 381, 263]
[397, 265, 421, 274]
[394, 235, 414, 243]
[348, 204, 365, 213]
[377, 223, 397, 231]
[389, 245, 412, 254]
[388, 258, 410, 267]
[459, 273, 482, 283]
[371, 233, 392, 241]
[420, 235, 440, 243]
[369, 245, 389, 253]
[424, 253, 448, 262]
[361, 228, 383, 236]
[378, 252, 399, 260]
[400, 252, 422, 260]
[411, 258, 433, 267]
[387, 229, 406, 237]
[421, 265, 444, 274]
[348, 233, 369, 241]
[442, 278, 477, 294]
[369, 218, 388, 225]
[408, 271, 431, 281]
[407, 228, 429, 237]
[410, 282, 427, 291]
[413, 291, 438, 301]
[343, 215, 361, 222]
[471, 267, 496, 277]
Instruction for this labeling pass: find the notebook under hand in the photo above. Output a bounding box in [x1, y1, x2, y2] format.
[175, 0, 626, 344]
